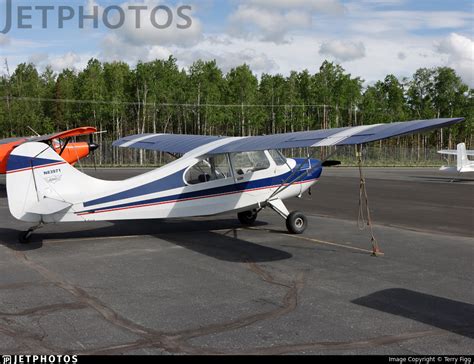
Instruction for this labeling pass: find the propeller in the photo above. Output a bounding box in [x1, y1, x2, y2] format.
[88, 133, 100, 172]
[88, 133, 99, 153]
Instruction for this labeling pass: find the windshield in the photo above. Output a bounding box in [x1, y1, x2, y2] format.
[230, 151, 271, 175]
[269, 150, 287, 166]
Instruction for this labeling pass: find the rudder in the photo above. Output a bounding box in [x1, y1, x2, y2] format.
[6, 142, 103, 222]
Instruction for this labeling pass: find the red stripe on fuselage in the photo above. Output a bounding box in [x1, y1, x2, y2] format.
[6, 161, 67, 174]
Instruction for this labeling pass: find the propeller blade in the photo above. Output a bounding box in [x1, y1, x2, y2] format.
[88, 143, 99, 153]
[322, 160, 342, 167]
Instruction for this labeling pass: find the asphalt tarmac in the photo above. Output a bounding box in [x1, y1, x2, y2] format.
[0, 168, 472, 355]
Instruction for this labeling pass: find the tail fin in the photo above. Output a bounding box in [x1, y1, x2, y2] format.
[6, 142, 101, 222]
[457, 143, 469, 172]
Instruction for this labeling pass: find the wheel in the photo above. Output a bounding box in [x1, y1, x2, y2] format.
[286, 211, 307, 234]
[238, 210, 258, 225]
[19, 230, 33, 244]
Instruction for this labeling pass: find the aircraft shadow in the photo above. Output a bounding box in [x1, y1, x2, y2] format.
[157, 229, 292, 263]
[352, 288, 474, 339]
[0, 218, 292, 263]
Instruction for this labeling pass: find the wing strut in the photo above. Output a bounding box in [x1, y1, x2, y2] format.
[265, 149, 340, 204]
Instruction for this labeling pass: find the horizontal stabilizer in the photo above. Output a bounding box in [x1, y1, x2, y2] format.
[438, 149, 474, 156]
[26, 197, 72, 215]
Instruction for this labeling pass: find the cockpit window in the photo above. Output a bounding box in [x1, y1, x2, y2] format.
[185, 154, 232, 185]
[269, 150, 287, 166]
[230, 151, 270, 175]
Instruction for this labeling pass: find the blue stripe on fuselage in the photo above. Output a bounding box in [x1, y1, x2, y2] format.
[78, 167, 322, 215]
[7, 155, 61, 172]
[83, 168, 187, 207]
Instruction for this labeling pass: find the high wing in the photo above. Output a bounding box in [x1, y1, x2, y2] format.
[29, 126, 97, 143]
[113, 118, 465, 155]
[113, 134, 227, 154]
[0, 137, 26, 145]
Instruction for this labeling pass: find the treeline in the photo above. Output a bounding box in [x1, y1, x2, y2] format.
[0, 58, 472, 151]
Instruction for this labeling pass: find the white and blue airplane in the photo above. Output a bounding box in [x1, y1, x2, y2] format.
[5, 118, 464, 243]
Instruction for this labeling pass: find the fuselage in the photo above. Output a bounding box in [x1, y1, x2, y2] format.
[6, 139, 322, 224]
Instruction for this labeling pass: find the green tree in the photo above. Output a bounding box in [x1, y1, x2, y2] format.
[225, 64, 259, 136]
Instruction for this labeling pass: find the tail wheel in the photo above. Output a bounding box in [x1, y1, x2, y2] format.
[238, 210, 258, 225]
[286, 211, 307, 234]
[19, 230, 33, 244]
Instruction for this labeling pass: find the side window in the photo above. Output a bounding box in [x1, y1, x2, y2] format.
[269, 150, 287, 166]
[185, 154, 232, 185]
[231, 151, 271, 175]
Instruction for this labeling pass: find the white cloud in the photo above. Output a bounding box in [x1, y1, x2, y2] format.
[0, 34, 9, 46]
[229, 6, 312, 43]
[319, 40, 366, 62]
[23, 52, 91, 73]
[28, 53, 49, 65]
[397, 52, 406, 60]
[347, 10, 473, 35]
[100, 33, 171, 64]
[243, 0, 345, 14]
[436, 33, 474, 87]
[101, 33, 278, 74]
[175, 48, 277, 74]
[113, 0, 203, 47]
[229, 0, 345, 43]
[359, 0, 406, 4]
[148, 45, 172, 60]
[49, 52, 82, 71]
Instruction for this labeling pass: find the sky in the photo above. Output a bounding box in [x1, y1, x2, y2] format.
[0, 0, 473, 86]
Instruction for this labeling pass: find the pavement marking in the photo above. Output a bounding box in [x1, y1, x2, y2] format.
[212, 226, 374, 254]
[287, 234, 374, 254]
[44, 235, 151, 244]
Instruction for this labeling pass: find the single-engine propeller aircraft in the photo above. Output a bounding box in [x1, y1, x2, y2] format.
[0, 127, 99, 175]
[438, 143, 474, 173]
[5, 118, 464, 243]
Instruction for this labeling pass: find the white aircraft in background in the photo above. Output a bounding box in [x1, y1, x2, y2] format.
[4, 118, 465, 243]
[438, 143, 474, 173]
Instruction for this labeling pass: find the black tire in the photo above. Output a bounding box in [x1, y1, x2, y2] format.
[238, 210, 258, 225]
[19, 230, 33, 244]
[286, 211, 307, 234]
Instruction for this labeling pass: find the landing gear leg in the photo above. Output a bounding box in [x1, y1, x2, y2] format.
[268, 199, 308, 235]
[19, 222, 44, 244]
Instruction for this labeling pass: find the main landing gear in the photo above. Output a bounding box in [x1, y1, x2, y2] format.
[285, 211, 308, 234]
[237, 199, 308, 235]
[18, 223, 44, 244]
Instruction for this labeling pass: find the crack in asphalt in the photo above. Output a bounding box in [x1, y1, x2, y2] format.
[0, 319, 53, 353]
[0, 303, 87, 317]
[6, 246, 310, 355]
[3, 242, 456, 355]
